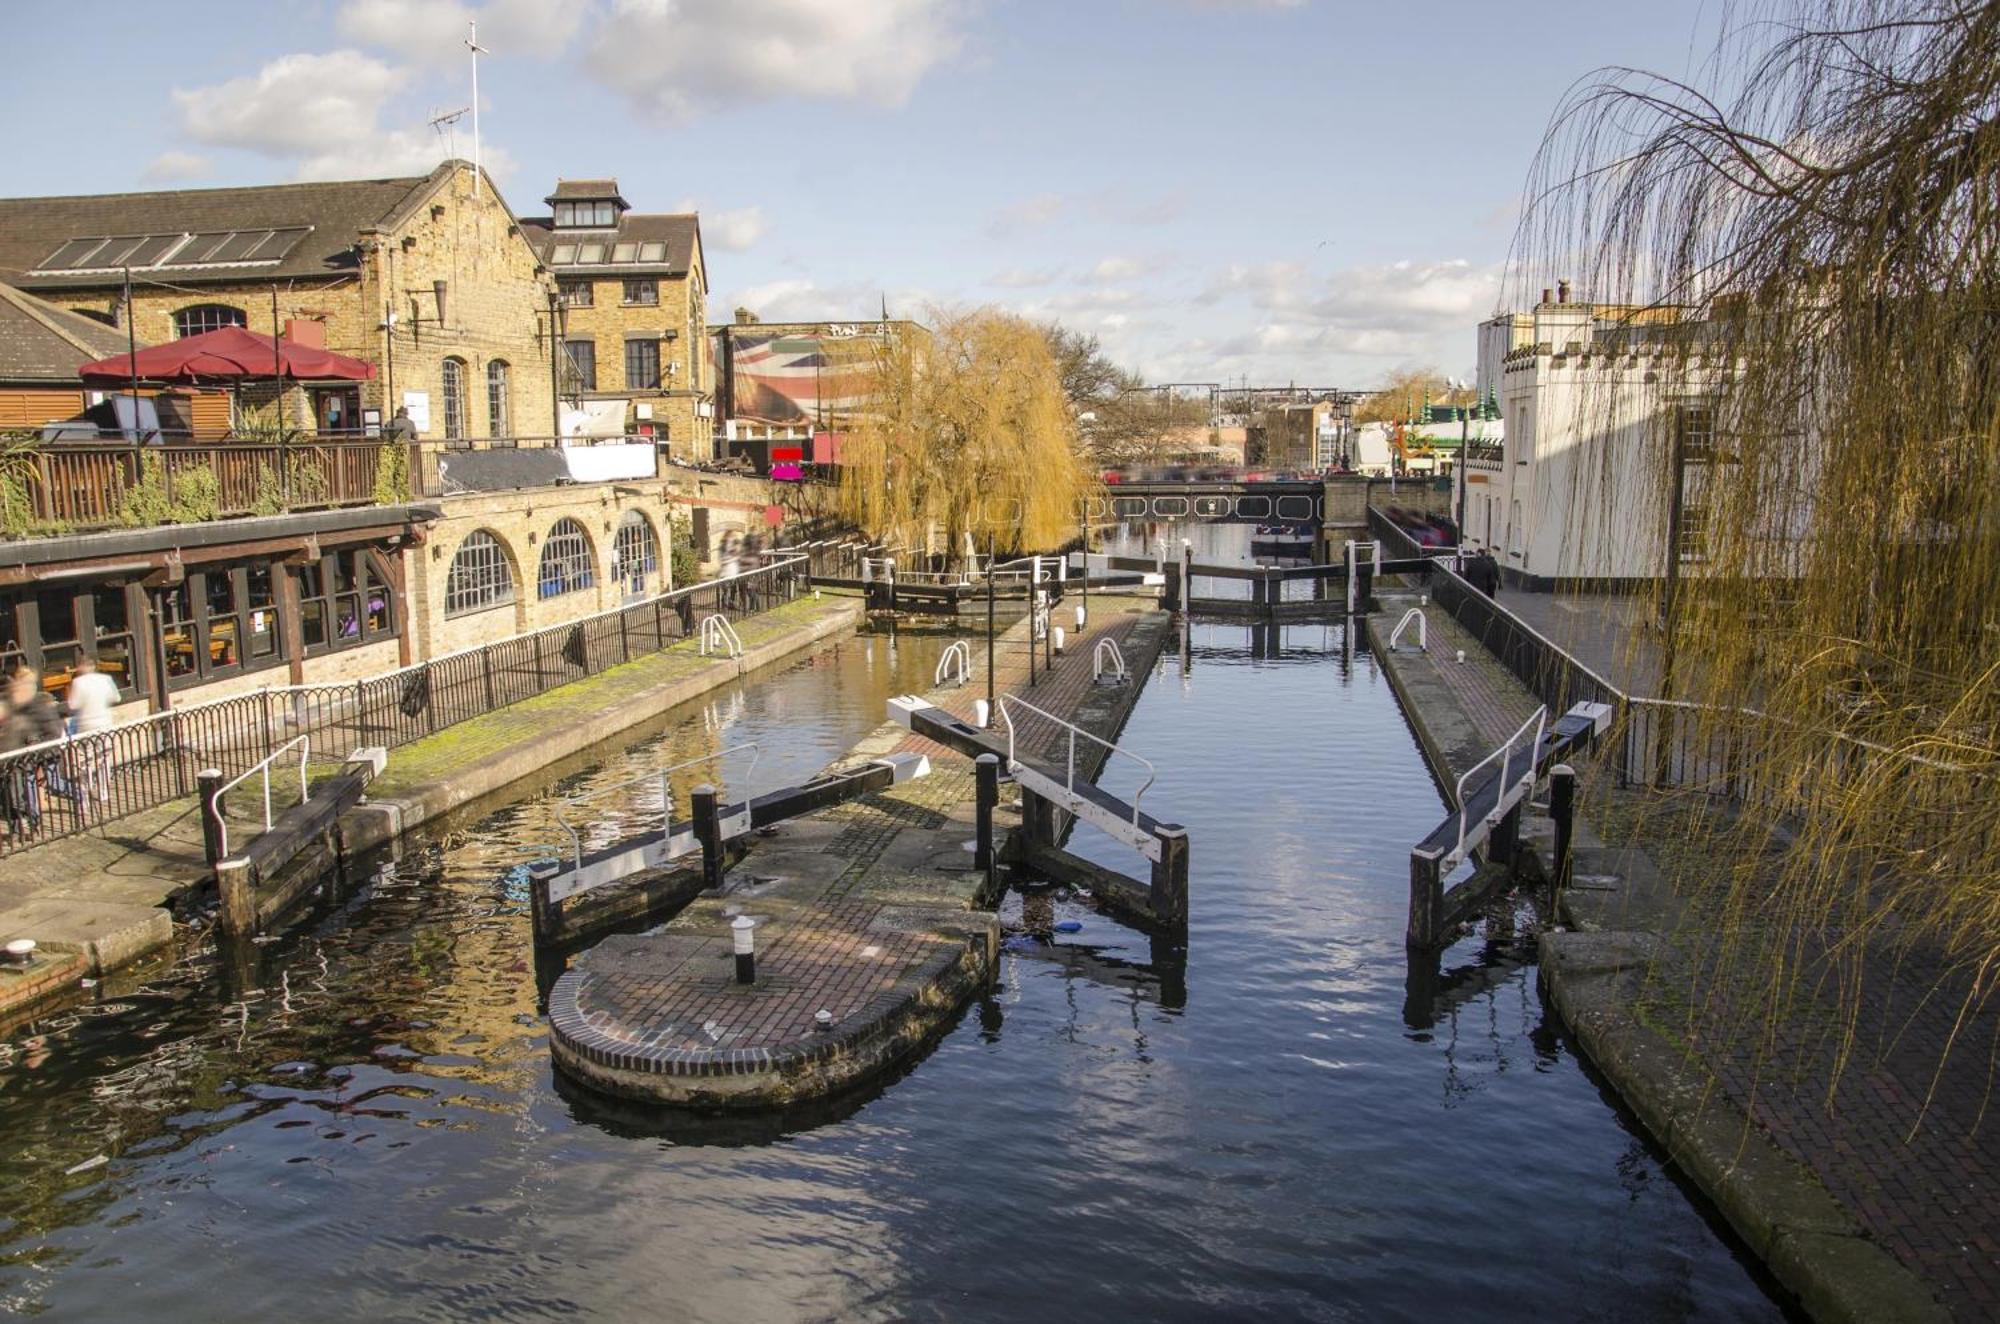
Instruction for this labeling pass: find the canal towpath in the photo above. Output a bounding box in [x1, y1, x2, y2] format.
[548, 590, 1174, 1109]
[0, 592, 863, 1028]
[1370, 580, 1968, 1322]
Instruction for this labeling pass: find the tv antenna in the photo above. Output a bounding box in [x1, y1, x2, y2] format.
[429, 107, 469, 160]
[465, 19, 488, 197]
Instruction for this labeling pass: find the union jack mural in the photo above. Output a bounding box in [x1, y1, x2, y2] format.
[723, 324, 901, 429]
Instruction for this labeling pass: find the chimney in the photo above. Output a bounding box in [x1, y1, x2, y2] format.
[1558, 279, 1571, 304]
[1541, 288, 1553, 306]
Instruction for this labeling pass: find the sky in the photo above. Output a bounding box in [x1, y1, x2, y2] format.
[0, 0, 1729, 388]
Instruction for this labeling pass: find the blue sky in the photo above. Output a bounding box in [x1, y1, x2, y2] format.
[1, 0, 1725, 386]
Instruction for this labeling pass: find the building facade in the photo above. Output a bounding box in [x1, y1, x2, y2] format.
[1463, 290, 1721, 589]
[519, 180, 713, 461]
[0, 160, 558, 441]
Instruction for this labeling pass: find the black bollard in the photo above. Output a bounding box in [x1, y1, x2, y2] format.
[974, 753, 999, 878]
[1151, 824, 1189, 931]
[693, 783, 724, 892]
[198, 768, 226, 867]
[732, 914, 756, 984]
[1550, 763, 1577, 898]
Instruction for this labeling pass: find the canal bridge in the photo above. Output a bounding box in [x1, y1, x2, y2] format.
[1100, 478, 1325, 526]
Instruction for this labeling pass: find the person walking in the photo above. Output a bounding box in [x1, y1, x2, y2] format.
[7, 667, 65, 825]
[66, 656, 119, 803]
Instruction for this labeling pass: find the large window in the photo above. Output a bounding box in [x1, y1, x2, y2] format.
[624, 338, 661, 391]
[554, 200, 617, 228]
[174, 304, 246, 338]
[442, 357, 467, 440]
[445, 531, 514, 618]
[564, 339, 597, 392]
[558, 279, 593, 307]
[1676, 404, 1717, 462]
[157, 563, 297, 686]
[487, 360, 510, 437]
[0, 585, 139, 698]
[622, 278, 657, 306]
[611, 511, 658, 597]
[297, 551, 393, 654]
[537, 519, 596, 599]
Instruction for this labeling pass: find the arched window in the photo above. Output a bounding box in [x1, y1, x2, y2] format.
[444, 530, 513, 617]
[610, 510, 657, 596]
[486, 359, 510, 436]
[537, 518, 596, 599]
[441, 357, 467, 440]
[174, 304, 247, 338]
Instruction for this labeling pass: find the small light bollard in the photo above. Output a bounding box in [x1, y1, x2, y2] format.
[1053, 626, 1065, 656]
[1455, 649, 1466, 664]
[732, 914, 757, 984]
[3, 938, 35, 967]
[1074, 604, 1086, 631]
[975, 698, 991, 729]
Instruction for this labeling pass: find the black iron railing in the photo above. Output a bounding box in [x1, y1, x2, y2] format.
[0, 558, 810, 858]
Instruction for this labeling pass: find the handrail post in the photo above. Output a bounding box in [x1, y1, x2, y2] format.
[693, 783, 724, 892]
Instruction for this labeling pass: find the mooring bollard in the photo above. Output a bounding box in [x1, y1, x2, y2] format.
[198, 768, 226, 867]
[1151, 824, 1190, 932]
[974, 753, 999, 877]
[693, 783, 724, 892]
[1550, 763, 1577, 897]
[732, 914, 756, 984]
[216, 857, 258, 940]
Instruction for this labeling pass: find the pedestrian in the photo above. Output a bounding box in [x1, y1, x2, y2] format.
[1471, 549, 1501, 598]
[7, 666, 65, 825]
[66, 655, 119, 803]
[385, 405, 418, 441]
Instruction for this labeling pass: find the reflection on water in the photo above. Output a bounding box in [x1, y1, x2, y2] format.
[0, 553, 1781, 1321]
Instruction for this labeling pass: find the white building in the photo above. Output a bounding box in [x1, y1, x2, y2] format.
[1462, 289, 1725, 590]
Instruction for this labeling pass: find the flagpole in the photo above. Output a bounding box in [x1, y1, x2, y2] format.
[466, 20, 486, 197]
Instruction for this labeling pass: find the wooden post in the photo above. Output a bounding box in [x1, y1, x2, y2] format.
[1357, 552, 1375, 614]
[1162, 561, 1182, 614]
[974, 753, 999, 878]
[1150, 824, 1189, 931]
[1408, 850, 1442, 949]
[1550, 763, 1576, 899]
[1181, 541, 1194, 613]
[693, 783, 724, 892]
[1491, 799, 1523, 871]
[216, 856, 259, 940]
[198, 768, 226, 866]
[1021, 789, 1057, 849]
[528, 860, 560, 949]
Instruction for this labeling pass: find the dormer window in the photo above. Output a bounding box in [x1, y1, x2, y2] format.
[554, 200, 618, 228]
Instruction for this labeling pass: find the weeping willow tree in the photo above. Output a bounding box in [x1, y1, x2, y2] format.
[1520, 1, 2000, 1096]
[839, 308, 1097, 558]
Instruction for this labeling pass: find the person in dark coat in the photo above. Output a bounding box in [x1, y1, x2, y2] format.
[1467, 549, 1501, 598]
[6, 667, 66, 826]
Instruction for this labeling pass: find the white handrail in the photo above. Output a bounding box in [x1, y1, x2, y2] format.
[211, 734, 311, 859]
[698, 614, 744, 658]
[549, 741, 761, 872]
[1452, 705, 1546, 863]
[935, 640, 972, 688]
[1388, 608, 1428, 652]
[998, 693, 1156, 828]
[1092, 636, 1128, 683]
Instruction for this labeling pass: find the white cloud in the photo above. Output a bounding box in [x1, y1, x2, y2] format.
[336, 0, 585, 64]
[706, 206, 768, 252]
[167, 48, 520, 181]
[725, 277, 933, 324]
[987, 192, 1063, 236]
[140, 151, 212, 184]
[986, 267, 1060, 289]
[1092, 256, 1143, 282]
[586, 0, 963, 123]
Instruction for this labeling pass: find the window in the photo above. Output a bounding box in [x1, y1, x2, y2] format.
[623, 278, 657, 306]
[611, 511, 658, 597]
[624, 338, 661, 390]
[148, 562, 304, 687]
[559, 279, 593, 307]
[554, 201, 616, 228]
[564, 339, 597, 391]
[442, 357, 467, 439]
[537, 519, 596, 599]
[445, 531, 514, 617]
[296, 550, 395, 654]
[487, 360, 510, 436]
[174, 304, 247, 338]
[1676, 404, 1716, 462]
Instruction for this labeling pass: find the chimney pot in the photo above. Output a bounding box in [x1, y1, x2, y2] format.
[1541, 288, 1553, 305]
[1558, 279, 1572, 304]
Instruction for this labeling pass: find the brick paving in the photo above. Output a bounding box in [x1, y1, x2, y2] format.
[552, 594, 1170, 1098]
[1378, 583, 2000, 1319]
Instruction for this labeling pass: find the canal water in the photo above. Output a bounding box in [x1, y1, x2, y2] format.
[0, 534, 1784, 1321]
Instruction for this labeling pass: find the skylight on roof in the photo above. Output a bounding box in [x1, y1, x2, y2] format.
[611, 242, 637, 263]
[551, 245, 577, 264]
[638, 242, 667, 263]
[30, 227, 313, 275]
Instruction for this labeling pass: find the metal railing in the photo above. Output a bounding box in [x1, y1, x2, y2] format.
[0, 557, 804, 859]
[210, 735, 310, 860]
[1388, 608, 1428, 652]
[1092, 637, 1128, 684]
[698, 614, 744, 658]
[549, 742, 760, 873]
[935, 640, 971, 688]
[1447, 706, 1545, 869]
[999, 693, 1155, 829]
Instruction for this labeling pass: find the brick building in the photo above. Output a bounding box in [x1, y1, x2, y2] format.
[519, 180, 713, 461]
[0, 160, 558, 441]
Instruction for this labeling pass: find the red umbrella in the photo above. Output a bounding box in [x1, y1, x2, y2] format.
[78, 325, 376, 385]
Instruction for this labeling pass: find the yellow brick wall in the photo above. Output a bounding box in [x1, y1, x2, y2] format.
[552, 236, 713, 461]
[35, 164, 556, 441]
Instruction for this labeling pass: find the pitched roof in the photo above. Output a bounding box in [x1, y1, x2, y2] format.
[546, 178, 626, 204]
[520, 212, 701, 278]
[0, 282, 142, 383]
[0, 163, 463, 291]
